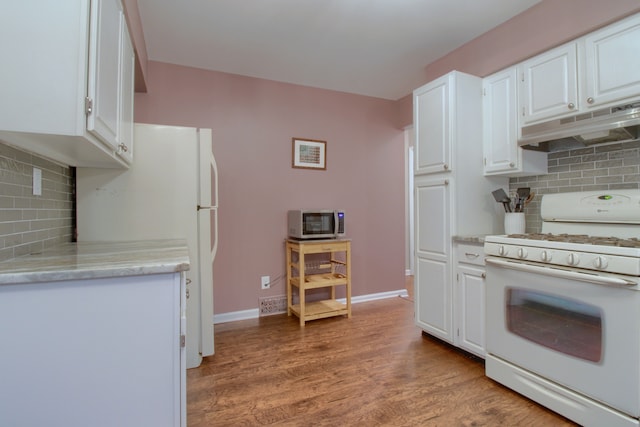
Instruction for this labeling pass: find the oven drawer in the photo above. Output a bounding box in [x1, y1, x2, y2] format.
[456, 243, 485, 266]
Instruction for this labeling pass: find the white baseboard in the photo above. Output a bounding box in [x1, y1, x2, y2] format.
[338, 288, 409, 304]
[213, 308, 259, 324]
[213, 288, 409, 325]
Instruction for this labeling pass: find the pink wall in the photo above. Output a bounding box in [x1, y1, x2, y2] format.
[134, 62, 406, 314]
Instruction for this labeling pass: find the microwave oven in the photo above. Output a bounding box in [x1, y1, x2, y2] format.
[287, 210, 345, 239]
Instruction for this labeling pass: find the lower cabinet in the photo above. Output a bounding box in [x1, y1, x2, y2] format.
[0, 272, 186, 427]
[454, 242, 486, 358]
[414, 177, 453, 343]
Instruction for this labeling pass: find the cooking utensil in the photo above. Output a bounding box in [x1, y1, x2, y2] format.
[524, 192, 535, 207]
[492, 188, 511, 212]
[515, 187, 530, 212]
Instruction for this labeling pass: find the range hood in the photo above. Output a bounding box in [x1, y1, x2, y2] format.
[519, 101, 640, 152]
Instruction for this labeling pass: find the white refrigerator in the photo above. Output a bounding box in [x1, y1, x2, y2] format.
[76, 123, 217, 369]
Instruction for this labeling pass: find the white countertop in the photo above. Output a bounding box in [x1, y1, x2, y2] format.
[0, 239, 190, 285]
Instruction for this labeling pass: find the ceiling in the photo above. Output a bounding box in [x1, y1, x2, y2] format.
[136, 0, 542, 100]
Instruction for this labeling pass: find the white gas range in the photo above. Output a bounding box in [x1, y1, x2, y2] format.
[484, 190, 640, 427]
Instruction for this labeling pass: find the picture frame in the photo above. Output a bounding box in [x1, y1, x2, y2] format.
[292, 138, 327, 170]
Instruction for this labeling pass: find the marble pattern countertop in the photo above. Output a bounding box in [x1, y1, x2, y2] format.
[0, 239, 190, 285]
[452, 235, 490, 244]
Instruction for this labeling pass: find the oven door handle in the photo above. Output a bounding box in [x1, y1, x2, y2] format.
[485, 258, 637, 287]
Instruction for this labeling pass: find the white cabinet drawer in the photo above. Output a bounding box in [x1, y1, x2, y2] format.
[456, 243, 485, 266]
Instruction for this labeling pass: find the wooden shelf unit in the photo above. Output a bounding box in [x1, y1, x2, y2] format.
[286, 239, 352, 326]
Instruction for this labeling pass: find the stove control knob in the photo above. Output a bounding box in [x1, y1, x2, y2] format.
[498, 245, 507, 256]
[517, 248, 528, 259]
[567, 253, 580, 266]
[593, 256, 609, 270]
[540, 250, 552, 262]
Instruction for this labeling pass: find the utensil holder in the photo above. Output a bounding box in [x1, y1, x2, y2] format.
[504, 212, 525, 235]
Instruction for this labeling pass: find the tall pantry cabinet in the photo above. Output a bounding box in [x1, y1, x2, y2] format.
[413, 71, 507, 346]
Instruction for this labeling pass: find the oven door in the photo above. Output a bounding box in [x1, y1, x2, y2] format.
[485, 257, 640, 417]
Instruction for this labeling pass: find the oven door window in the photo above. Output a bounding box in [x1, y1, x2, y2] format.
[506, 288, 603, 363]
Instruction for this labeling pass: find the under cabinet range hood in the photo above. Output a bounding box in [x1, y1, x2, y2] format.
[519, 101, 640, 152]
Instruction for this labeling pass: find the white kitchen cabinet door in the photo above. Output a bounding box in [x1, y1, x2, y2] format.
[456, 263, 486, 358]
[483, 68, 547, 177]
[117, 17, 135, 164]
[483, 68, 519, 173]
[0, 273, 186, 427]
[414, 177, 452, 343]
[413, 75, 451, 175]
[519, 43, 579, 125]
[583, 13, 640, 109]
[87, 0, 122, 150]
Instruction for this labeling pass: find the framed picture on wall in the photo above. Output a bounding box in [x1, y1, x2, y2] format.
[292, 138, 327, 170]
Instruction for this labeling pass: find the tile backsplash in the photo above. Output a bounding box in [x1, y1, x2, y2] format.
[509, 140, 640, 233]
[0, 142, 74, 261]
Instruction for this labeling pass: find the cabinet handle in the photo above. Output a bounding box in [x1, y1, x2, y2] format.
[587, 97, 594, 104]
[443, 164, 449, 170]
[444, 179, 449, 185]
[509, 162, 515, 168]
[465, 252, 480, 258]
[118, 143, 128, 153]
[481, 273, 486, 279]
[568, 102, 575, 110]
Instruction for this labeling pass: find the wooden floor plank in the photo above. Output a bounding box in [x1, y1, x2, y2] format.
[187, 296, 577, 426]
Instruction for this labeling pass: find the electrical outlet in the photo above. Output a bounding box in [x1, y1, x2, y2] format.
[261, 275, 270, 289]
[32, 167, 42, 196]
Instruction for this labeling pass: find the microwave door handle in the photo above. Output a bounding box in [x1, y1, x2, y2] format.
[334, 211, 338, 237]
[485, 258, 637, 287]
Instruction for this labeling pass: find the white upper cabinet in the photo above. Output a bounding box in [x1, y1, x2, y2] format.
[518, 12, 640, 127]
[583, 13, 640, 109]
[484, 68, 519, 172]
[0, 0, 134, 168]
[483, 67, 547, 176]
[518, 43, 579, 125]
[413, 75, 451, 175]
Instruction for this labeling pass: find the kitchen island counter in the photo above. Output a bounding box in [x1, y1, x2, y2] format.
[0, 239, 190, 285]
[0, 238, 188, 426]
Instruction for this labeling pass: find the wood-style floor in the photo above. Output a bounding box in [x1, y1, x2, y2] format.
[187, 285, 577, 426]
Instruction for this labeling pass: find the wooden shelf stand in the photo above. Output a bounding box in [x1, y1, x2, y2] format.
[286, 239, 352, 326]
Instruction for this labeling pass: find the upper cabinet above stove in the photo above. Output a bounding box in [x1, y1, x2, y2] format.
[518, 43, 579, 126]
[518, 13, 640, 126]
[582, 14, 640, 110]
[0, 0, 134, 168]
